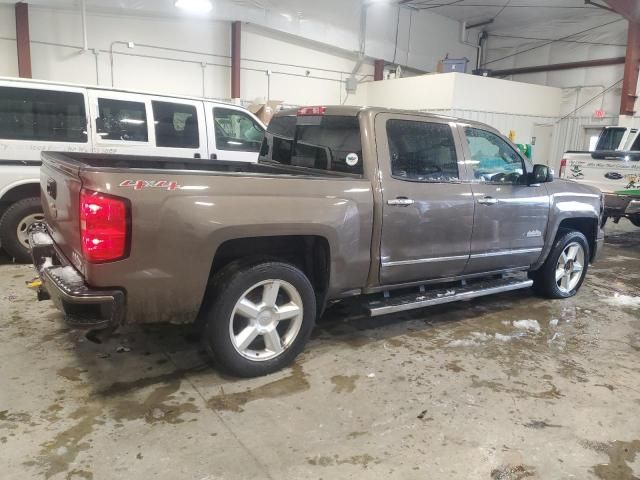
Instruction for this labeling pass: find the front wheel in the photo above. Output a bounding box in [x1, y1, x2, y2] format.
[531, 229, 589, 299]
[202, 260, 316, 377]
[0, 197, 44, 263]
[629, 214, 640, 228]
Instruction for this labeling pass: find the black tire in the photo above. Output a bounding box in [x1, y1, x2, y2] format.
[629, 214, 640, 228]
[202, 260, 316, 377]
[531, 229, 589, 299]
[0, 197, 43, 263]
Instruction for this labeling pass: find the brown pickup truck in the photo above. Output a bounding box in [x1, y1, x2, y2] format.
[30, 106, 605, 377]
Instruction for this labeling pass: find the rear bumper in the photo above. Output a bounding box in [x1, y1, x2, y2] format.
[604, 193, 640, 216]
[29, 224, 125, 329]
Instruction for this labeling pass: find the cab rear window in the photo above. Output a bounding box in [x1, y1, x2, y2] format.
[260, 115, 363, 175]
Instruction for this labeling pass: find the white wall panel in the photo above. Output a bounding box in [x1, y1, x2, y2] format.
[0, 3, 18, 77]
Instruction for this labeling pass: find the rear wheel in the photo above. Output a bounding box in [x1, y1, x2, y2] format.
[0, 197, 43, 263]
[202, 260, 316, 377]
[629, 214, 640, 228]
[531, 229, 589, 299]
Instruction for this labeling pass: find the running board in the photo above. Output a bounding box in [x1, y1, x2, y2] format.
[367, 277, 533, 317]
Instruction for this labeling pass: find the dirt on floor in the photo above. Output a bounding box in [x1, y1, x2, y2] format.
[1, 222, 639, 480]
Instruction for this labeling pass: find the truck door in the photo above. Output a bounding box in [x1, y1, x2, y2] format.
[458, 126, 549, 274]
[376, 113, 474, 285]
[205, 103, 264, 161]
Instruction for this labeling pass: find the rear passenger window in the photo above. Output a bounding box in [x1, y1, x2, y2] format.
[387, 120, 459, 181]
[152, 101, 199, 148]
[0, 86, 87, 142]
[97, 98, 148, 142]
[214, 108, 263, 152]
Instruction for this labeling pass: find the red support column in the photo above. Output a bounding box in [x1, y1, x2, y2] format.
[231, 21, 241, 101]
[374, 59, 384, 81]
[620, 20, 640, 116]
[15, 2, 32, 78]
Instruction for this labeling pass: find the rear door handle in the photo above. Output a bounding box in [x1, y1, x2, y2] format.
[477, 196, 497, 205]
[387, 197, 414, 206]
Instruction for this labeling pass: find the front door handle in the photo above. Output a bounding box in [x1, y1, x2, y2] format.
[477, 196, 498, 205]
[387, 197, 415, 206]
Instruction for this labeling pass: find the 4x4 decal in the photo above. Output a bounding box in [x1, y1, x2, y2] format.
[119, 180, 180, 191]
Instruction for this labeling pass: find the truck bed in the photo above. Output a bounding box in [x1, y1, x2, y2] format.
[39, 151, 374, 325]
[50, 152, 360, 178]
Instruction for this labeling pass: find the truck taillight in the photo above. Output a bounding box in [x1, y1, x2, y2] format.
[559, 158, 567, 177]
[80, 188, 129, 263]
[297, 106, 326, 116]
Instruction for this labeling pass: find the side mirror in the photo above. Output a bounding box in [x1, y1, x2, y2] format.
[531, 164, 553, 184]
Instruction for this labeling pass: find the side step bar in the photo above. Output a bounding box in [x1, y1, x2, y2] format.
[367, 277, 533, 317]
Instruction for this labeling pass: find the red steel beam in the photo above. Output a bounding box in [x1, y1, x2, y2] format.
[620, 20, 640, 115]
[15, 2, 32, 78]
[374, 59, 385, 81]
[231, 21, 241, 100]
[490, 56, 626, 77]
[604, 0, 640, 22]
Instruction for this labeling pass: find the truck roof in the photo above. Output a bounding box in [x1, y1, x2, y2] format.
[274, 106, 498, 132]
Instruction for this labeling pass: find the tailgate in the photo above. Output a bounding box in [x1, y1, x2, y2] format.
[40, 152, 84, 269]
[563, 155, 640, 194]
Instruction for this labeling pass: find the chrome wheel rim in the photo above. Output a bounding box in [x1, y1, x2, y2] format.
[229, 279, 303, 362]
[17, 213, 45, 249]
[556, 242, 585, 294]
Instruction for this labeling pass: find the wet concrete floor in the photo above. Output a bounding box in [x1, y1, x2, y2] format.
[1, 222, 639, 479]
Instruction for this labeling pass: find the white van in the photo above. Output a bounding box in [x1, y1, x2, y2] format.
[0, 77, 266, 262]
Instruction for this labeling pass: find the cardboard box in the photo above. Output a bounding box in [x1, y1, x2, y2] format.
[247, 99, 283, 125]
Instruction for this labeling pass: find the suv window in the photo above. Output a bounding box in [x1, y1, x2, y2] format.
[387, 119, 458, 181]
[465, 127, 525, 184]
[152, 101, 199, 148]
[0, 86, 87, 142]
[97, 98, 148, 142]
[260, 115, 363, 175]
[213, 108, 263, 152]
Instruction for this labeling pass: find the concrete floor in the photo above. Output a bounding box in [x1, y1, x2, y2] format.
[1, 222, 639, 480]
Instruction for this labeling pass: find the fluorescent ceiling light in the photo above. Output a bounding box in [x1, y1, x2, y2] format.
[175, 0, 212, 14]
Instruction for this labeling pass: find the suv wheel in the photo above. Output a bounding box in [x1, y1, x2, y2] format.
[531, 229, 589, 299]
[202, 260, 316, 377]
[0, 197, 44, 263]
[629, 214, 640, 228]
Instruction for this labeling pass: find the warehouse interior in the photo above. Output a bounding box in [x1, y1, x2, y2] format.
[1, 0, 640, 479]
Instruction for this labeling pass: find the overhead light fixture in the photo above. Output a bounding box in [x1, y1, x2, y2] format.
[175, 0, 212, 14]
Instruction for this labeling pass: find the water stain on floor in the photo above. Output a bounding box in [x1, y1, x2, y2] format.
[581, 439, 640, 480]
[57, 367, 85, 382]
[330, 374, 359, 394]
[208, 363, 309, 412]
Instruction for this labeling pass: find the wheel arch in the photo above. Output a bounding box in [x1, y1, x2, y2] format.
[0, 180, 41, 217]
[533, 215, 599, 270]
[201, 234, 332, 316]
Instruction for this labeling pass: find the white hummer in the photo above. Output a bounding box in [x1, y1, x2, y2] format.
[560, 126, 640, 227]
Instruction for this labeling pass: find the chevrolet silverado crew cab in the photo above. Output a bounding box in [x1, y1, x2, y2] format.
[0, 77, 265, 263]
[30, 106, 604, 377]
